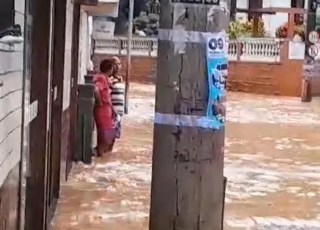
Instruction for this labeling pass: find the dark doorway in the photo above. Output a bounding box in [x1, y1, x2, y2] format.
[291, 0, 305, 8]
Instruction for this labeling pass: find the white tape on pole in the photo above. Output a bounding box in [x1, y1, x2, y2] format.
[154, 112, 224, 129]
[158, 29, 211, 43]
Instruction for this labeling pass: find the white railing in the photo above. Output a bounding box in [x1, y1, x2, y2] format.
[96, 37, 158, 57]
[228, 38, 281, 62]
[95, 37, 281, 62]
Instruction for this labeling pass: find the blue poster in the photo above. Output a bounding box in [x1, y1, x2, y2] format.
[206, 32, 228, 129]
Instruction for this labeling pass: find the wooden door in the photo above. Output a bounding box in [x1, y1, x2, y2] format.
[25, 0, 52, 228]
[66, 2, 81, 178]
[25, 0, 66, 228]
[45, 0, 55, 222]
[45, 0, 67, 223]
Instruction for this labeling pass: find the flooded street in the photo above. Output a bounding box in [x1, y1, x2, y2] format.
[52, 83, 320, 230]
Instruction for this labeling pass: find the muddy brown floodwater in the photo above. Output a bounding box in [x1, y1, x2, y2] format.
[52, 83, 320, 230]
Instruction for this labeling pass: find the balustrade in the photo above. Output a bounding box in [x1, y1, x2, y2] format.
[95, 37, 281, 62]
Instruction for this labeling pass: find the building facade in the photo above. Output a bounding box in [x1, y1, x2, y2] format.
[236, 0, 307, 37]
[0, 0, 96, 229]
[0, 0, 25, 228]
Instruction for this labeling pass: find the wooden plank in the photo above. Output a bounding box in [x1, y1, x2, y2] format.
[45, 0, 68, 222]
[66, 2, 81, 179]
[149, 1, 229, 230]
[25, 0, 52, 228]
[76, 84, 95, 164]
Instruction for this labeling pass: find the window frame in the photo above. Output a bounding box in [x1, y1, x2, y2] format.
[0, 0, 15, 33]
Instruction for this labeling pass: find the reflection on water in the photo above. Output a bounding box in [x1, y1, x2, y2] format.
[52, 83, 320, 230]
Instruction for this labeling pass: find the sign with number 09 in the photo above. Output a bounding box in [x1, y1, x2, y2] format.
[208, 37, 224, 50]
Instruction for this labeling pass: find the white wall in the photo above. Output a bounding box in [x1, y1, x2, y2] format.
[0, 0, 25, 186]
[78, 9, 90, 84]
[87, 2, 119, 39]
[62, 0, 73, 111]
[92, 16, 116, 39]
[262, 0, 291, 37]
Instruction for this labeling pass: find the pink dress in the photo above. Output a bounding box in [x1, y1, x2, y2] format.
[93, 74, 115, 144]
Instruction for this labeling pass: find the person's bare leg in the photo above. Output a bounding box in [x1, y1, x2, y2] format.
[96, 145, 104, 157]
[96, 131, 105, 157]
[108, 139, 115, 152]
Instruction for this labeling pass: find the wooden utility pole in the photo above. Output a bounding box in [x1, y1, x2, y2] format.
[150, 1, 230, 230]
[124, 0, 134, 114]
[302, 0, 317, 102]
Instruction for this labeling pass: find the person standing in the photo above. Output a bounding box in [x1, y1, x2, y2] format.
[93, 58, 116, 157]
[109, 56, 125, 151]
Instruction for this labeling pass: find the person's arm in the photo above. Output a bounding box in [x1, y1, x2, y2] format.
[105, 79, 118, 119]
[94, 85, 102, 106]
[117, 75, 124, 82]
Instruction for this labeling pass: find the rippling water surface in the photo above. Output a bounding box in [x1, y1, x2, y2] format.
[52, 83, 320, 230]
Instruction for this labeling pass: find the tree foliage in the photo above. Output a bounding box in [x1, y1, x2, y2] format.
[275, 22, 305, 41]
[134, 1, 269, 39]
[133, 12, 159, 36]
[133, 0, 160, 36]
[147, 0, 160, 15]
[227, 18, 266, 39]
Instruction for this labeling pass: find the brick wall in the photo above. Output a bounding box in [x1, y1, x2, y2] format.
[227, 60, 302, 96]
[0, 0, 25, 228]
[93, 43, 305, 97]
[227, 42, 303, 97]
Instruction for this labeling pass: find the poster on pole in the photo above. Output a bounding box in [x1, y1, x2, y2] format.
[205, 31, 228, 129]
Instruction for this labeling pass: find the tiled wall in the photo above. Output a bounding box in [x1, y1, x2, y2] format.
[0, 0, 25, 228]
[0, 42, 23, 186]
[0, 0, 24, 188]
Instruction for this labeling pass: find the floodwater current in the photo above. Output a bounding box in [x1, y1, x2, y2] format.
[52, 83, 320, 230]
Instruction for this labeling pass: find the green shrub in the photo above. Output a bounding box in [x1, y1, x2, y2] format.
[227, 18, 266, 39]
[133, 12, 159, 36]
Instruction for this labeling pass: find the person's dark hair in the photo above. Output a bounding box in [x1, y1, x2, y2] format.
[100, 58, 113, 73]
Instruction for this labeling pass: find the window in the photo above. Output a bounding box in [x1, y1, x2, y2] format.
[248, 0, 262, 20]
[291, 0, 305, 8]
[0, 0, 23, 44]
[230, 0, 236, 21]
[0, 0, 15, 32]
